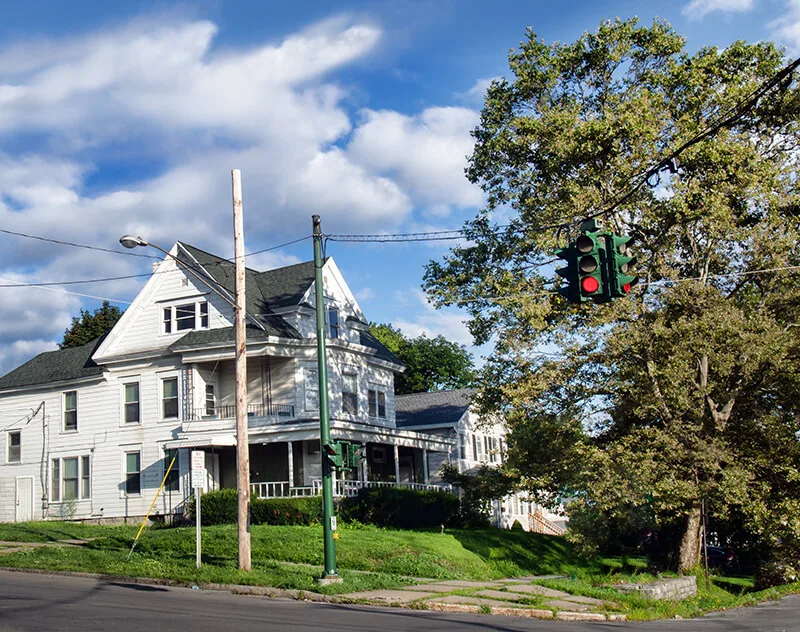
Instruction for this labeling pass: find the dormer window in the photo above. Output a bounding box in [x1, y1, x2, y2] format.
[162, 300, 209, 334]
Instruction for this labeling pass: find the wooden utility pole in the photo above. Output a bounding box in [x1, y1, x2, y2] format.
[232, 169, 251, 571]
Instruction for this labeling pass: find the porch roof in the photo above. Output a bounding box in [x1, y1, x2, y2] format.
[165, 419, 455, 452]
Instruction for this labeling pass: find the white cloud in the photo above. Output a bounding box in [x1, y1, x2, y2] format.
[769, 1, 800, 52]
[392, 289, 474, 347]
[348, 106, 483, 213]
[457, 76, 501, 105]
[355, 287, 375, 301]
[682, 0, 754, 20]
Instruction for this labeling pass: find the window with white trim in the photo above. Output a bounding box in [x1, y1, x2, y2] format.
[304, 367, 319, 411]
[163, 449, 179, 492]
[459, 433, 467, 460]
[50, 455, 90, 501]
[63, 391, 77, 431]
[7, 431, 20, 463]
[342, 373, 358, 415]
[162, 377, 179, 419]
[125, 451, 141, 495]
[368, 389, 386, 419]
[205, 384, 216, 416]
[123, 382, 140, 424]
[327, 307, 339, 339]
[162, 300, 209, 334]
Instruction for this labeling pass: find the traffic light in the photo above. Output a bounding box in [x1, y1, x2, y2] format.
[555, 242, 580, 303]
[575, 231, 606, 301]
[323, 442, 343, 469]
[605, 234, 638, 297]
[343, 442, 363, 470]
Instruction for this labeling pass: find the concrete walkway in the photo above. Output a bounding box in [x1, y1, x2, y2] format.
[340, 576, 627, 621]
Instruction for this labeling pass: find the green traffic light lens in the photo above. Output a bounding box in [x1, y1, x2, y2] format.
[576, 235, 594, 254]
[579, 255, 597, 273]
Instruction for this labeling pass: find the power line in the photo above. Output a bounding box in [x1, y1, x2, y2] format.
[0, 277, 132, 304]
[326, 230, 465, 243]
[0, 228, 158, 259]
[0, 273, 152, 287]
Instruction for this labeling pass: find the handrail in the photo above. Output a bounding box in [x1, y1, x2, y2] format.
[188, 403, 295, 421]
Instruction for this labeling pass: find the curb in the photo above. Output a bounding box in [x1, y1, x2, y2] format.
[0, 566, 626, 621]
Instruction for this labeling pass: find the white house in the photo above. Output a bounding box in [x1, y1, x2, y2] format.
[0, 243, 455, 523]
[396, 389, 566, 534]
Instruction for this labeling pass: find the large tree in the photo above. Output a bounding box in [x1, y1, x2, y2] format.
[370, 323, 477, 394]
[424, 19, 800, 572]
[60, 301, 123, 349]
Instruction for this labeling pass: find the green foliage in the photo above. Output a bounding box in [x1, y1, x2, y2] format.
[510, 520, 524, 531]
[340, 486, 460, 529]
[59, 301, 123, 349]
[424, 17, 800, 571]
[369, 322, 476, 394]
[184, 489, 322, 526]
[441, 463, 515, 527]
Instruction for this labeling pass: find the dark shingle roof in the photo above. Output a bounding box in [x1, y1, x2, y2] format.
[0, 337, 105, 390]
[394, 388, 477, 428]
[359, 331, 403, 366]
[170, 323, 300, 349]
[177, 242, 303, 339]
[255, 260, 318, 308]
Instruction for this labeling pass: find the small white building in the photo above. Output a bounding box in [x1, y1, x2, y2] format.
[396, 389, 566, 534]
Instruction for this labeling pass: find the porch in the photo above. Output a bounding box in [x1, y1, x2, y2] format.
[201, 439, 454, 499]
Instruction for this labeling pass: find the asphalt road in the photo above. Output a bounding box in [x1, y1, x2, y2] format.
[0, 570, 798, 632]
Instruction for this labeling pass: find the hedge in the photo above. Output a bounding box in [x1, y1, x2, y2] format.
[184, 489, 322, 526]
[339, 486, 460, 529]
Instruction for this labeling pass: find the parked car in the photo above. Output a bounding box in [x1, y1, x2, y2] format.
[705, 546, 739, 571]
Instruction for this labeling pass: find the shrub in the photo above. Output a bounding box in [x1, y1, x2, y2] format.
[340, 486, 459, 529]
[184, 489, 322, 526]
[756, 543, 800, 588]
[250, 497, 322, 526]
[511, 520, 525, 531]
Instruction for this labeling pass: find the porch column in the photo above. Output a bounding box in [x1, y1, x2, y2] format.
[360, 453, 367, 482]
[287, 441, 294, 489]
[423, 449, 429, 485]
[393, 444, 400, 483]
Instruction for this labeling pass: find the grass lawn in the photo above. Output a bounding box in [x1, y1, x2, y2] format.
[0, 520, 797, 618]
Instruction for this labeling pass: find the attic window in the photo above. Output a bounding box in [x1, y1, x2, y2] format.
[162, 301, 209, 334]
[327, 307, 339, 339]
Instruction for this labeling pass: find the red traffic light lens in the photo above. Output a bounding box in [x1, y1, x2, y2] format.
[581, 277, 599, 294]
[623, 283, 631, 293]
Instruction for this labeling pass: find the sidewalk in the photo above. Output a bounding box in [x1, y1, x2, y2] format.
[340, 576, 627, 621]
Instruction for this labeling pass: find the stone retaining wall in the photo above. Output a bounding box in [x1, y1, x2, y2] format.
[615, 576, 697, 601]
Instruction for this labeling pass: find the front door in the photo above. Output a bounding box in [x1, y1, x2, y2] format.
[15, 477, 33, 522]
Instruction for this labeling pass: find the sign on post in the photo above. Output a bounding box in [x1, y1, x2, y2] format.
[191, 450, 205, 568]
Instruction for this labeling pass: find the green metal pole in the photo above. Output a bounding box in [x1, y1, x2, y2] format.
[313, 215, 337, 580]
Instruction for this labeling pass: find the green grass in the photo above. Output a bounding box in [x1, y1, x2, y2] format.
[0, 521, 594, 594]
[0, 521, 797, 616]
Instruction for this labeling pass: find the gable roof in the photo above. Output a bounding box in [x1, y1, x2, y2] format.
[394, 388, 477, 428]
[0, 336, 105, 391]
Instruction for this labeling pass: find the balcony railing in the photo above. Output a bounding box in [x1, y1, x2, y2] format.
[250, 479, 453, 499]
[188, 403, 295, 422]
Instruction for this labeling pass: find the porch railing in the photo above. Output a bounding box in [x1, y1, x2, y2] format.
[250, 479, 453, 499]
[188, 403, 295, 422]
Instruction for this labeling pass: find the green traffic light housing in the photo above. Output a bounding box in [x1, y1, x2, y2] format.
[606, 233, 638, 297]
[576, 231, 605, 300]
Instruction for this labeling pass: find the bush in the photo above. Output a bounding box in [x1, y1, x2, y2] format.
[756, 543, 800, 588]
[340, 486, 460, 529]
[250, 497, 322, 526]
[184, 489, 322, 526]
[511, 520, 525, 531]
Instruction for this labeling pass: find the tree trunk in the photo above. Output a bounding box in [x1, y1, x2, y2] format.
[678, 501, 703, 572]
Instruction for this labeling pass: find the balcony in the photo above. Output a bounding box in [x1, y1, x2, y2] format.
[187, 403, 296, 422]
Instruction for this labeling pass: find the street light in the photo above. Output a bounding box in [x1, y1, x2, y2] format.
[119, 233, 252, 571]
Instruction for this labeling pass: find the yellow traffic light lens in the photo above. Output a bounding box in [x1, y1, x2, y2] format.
[579, 255, 597, 273]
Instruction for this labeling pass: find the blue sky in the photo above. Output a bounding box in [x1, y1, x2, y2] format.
[0, 0, 797, 373]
